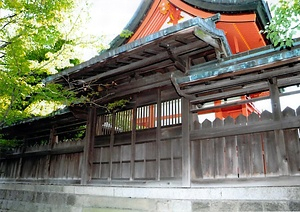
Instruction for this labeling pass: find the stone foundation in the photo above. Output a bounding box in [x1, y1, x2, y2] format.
[0, 179, 299, 211]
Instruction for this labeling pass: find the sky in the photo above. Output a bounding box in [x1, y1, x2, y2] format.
[87, 0, 142, 43]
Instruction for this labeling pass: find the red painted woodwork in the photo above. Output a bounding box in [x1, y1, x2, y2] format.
[127, 0, 269, 119]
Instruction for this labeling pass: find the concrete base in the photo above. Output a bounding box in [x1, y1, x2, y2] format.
[0, 177, 300, 211]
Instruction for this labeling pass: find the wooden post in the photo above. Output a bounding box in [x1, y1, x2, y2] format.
[16, 138, 26, 180]
[44, 127, 56, 179]
[156, 89, 162, 181]
[181, 97, 191, 187]
[130, 99, 137, 180]
[268, 78, 282, 121]
[108, 112, 116, 181]
[81, 107, 96, 185]
[268, 78, 288, 175]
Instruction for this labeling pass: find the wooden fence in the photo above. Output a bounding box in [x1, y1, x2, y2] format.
[0, 106, 299, 184]
[0, 141, 83, 182]
[191, 107, 300, 180]
[92, 127, 182, 180]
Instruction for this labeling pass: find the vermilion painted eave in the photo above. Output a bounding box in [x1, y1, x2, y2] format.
[217, 22, 267, 54]
[128, 0, 169, 42]
[128, 0, 267, 53]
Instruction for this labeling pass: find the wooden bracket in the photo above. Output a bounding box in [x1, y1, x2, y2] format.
[160, 43, 189, 74]
[171, 73, 196, 100]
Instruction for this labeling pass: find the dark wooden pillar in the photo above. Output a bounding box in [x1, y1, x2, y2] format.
[108, 112, 116, 181]
[130, 99, 137, 180]
[156, 89, 162, 181]
[268, 78, 288, 175]
[16, 138, 27, 180]
[81, 107, 96, 185]
[44, 127, 57, 179]
[181, 97, 191, 187]
[268, 78, 282, 121]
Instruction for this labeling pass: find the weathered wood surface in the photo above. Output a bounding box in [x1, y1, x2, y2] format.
[191, 107, 300, 181]
[91, 137, 182, 180]
[0, 142, 83, 180]
[1, 97, 299, 184]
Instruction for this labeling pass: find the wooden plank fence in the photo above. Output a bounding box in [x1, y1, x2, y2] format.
[0, 141, 83, 182]
[0, 106, 299, 184]
[191, 107, 300, 181]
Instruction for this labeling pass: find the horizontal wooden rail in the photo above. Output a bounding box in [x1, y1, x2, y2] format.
[191, 116, 300, 140]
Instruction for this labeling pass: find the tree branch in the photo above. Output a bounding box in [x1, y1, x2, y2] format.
[0, 40, 12, 49]
[0, 14, 17, 22]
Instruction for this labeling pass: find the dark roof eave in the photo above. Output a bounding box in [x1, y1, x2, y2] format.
[182, 0, 271, 26]
[43, 17, 232, 84]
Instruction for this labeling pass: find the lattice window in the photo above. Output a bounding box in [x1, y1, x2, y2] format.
[96, 98, 182, 135]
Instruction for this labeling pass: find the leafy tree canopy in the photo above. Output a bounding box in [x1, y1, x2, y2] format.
[265, 0, 300, 47]
[0, 0, 106, 127]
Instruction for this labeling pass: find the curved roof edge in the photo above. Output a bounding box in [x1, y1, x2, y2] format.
[182, 0, 271, 26]
[109, 0, 153, 49]
[108, 0, 271, 50]
[44, 17, 231, 84]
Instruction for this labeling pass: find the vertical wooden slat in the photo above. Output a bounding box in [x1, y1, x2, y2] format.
[171, 139, 174, 177]
[96, 115, 104, 135]
[168, 100, 171, 125]
[16, 139, 26, 180]
[99, 147, 103, 178]
[156, 89, 161, 181]
[201, 119, 214, 179]
[81, 107, 97, 185]
[109, 112, 116, 180]
[236, 114, 250, 178]
[44, 128, 56, 179]
[181, 97, 191, 186]
[248, 112, 264, 177]
[213, 118, 225, 178]
[130, 99, 137, 180]
[283, 107, 300, 175]
[191, 120, 201, 180]
[224, 116, 238, 178]
[261, 110, 279, 176]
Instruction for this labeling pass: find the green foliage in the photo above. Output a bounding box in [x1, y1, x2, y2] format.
[265, 0, 300, 48]
[0, 135, 21, 153]
[107, 99, 129, 112]
[120, 29, 133, 38]
[0, 0, 106, 129]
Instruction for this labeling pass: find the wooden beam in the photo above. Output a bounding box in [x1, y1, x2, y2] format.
[81, 107, 97, 185]
[128, 55, 146, 60]
[178, 46, 300, 86]
[190, 82, 268, 105]
[143, 49, 158, 55]
[77, 40, 207, 85]
[160, 42, 189, 74]
[184, 63, 300, 95]
[191, 95, 270, 113]
[190, 116, 300, 140]
[190, 75, 300, 105]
